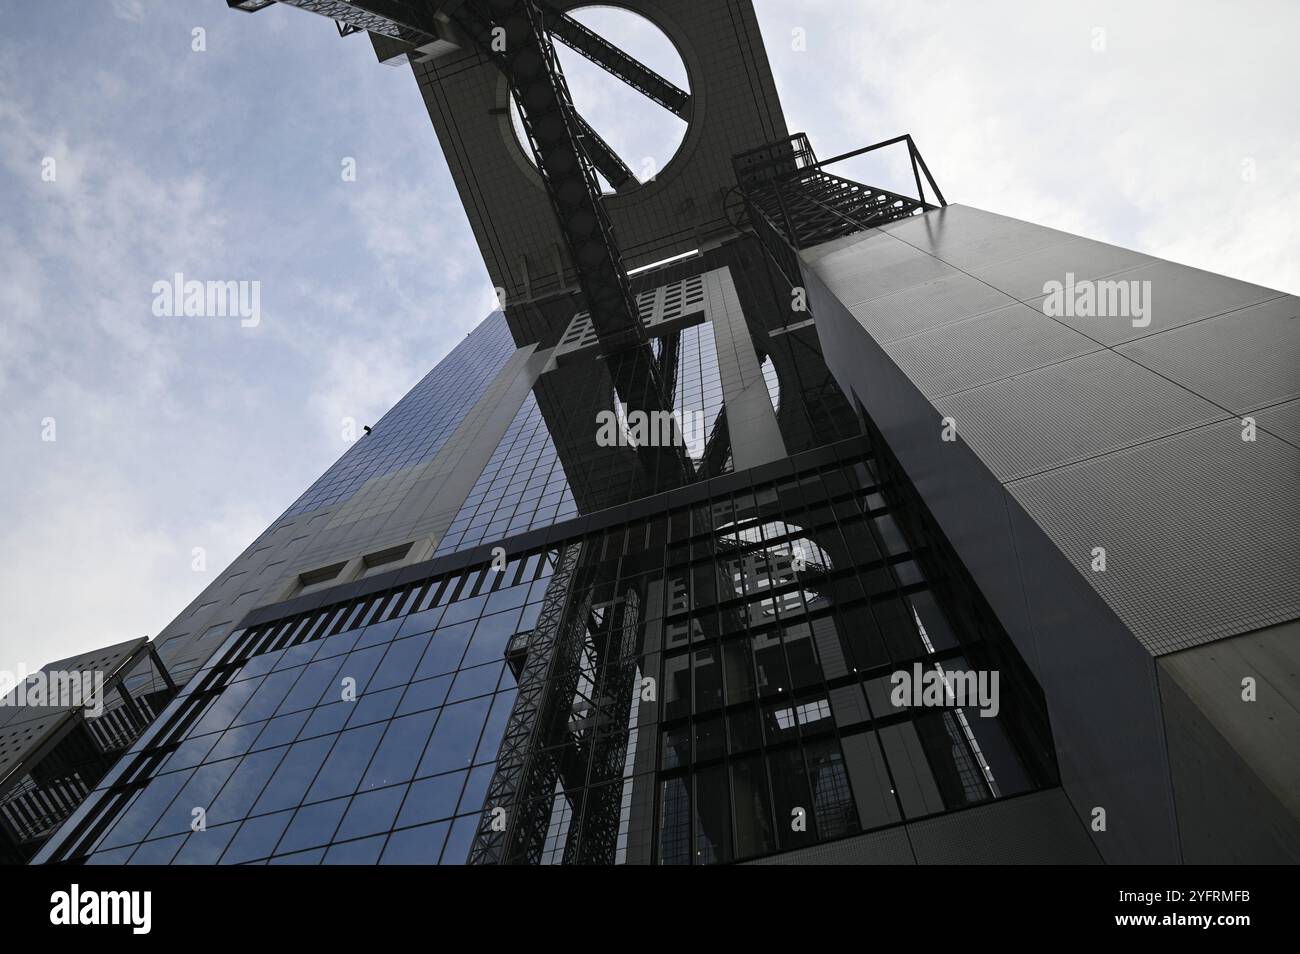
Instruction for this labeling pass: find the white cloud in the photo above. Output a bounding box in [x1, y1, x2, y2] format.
[759, 0, 1300, 292]
[2, 0, 1296, 676]
[110, 0, 145, 23]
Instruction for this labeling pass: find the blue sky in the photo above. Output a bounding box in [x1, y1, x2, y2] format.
[2, 0, 1297, 673]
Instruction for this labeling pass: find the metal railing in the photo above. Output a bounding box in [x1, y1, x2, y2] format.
[732, 132, 947, 277]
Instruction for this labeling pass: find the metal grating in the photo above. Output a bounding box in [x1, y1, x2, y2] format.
[1047, 259, 1281, 347]
[1255, 398, 1300, 448]
[934, 350, 1228, 482]
[1009, 420, 1300, 655]
[882, 303, 1101, 399]
[843, 270, 1014, 345]
[877, 204, 1077, 271]
[1116, 295, 1300, 414]
[967, 238, 1154, 302]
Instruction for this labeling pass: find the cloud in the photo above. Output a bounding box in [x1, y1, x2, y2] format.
[2, 0, 1296, 676]
[0, 68, 257, 666]
[110, 0, 144, 23]
[759, 0, 1300, 293]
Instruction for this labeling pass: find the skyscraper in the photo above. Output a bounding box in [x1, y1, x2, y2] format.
[22, 0, 1299, 866]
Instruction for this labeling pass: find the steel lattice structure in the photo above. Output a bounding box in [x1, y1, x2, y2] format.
[467, 543, 584, 864]
[539, 1, 691, 118]
[254, 0, 693, 484]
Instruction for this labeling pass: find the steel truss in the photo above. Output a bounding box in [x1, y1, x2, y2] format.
[468, 543, 584, 864]
[572, 112, 635, 194]
[255, 0, 441, 44]
[259, 0, 692, 482]
[468, 541, 650, 864]
[539, 1, 691, 118]
[446, 0, 646, 348]
[254, 0, 693, 125]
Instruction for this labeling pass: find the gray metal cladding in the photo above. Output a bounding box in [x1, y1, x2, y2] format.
[1047, 258, 1281, 346]
[845, 270, 1014, 344]
[807, 233, 952, 308]
[1256, 398, 1300, 447]
[934, 350, 1228, 482]
[1117, 295, 1300, 413]
[883, 302, 1101, 398]
[1008, 419, 1300, 655]
[877, 203, 1078, 270]
[705, 268, 787, 470]
[809, 204, 1300, 656]
[968, 237, 1155, 301]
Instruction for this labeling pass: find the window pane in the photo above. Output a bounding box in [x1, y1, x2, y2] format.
[693, 765, 732, 865]
[767, 748, 814, 850]
[305, 723, 386, 803]
[657, 777, 690, 866]
[416, 697, 490, 778]
[731, 755, 774, 859]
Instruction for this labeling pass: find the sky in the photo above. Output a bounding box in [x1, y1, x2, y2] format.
[2, 0, 1297, 676]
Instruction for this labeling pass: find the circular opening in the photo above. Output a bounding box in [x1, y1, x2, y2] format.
[509, 4, 691, 194]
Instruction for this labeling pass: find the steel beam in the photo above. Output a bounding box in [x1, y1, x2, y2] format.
[540, 1, 691, 118]
[573, 112, 636, 193]
[267, 0, 441, 44]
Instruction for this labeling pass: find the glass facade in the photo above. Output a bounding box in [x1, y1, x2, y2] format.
[435, 394, 577, 556]
[44, 444, 1056, 865]
[283, 311, 516, 518]
[36, 239, 1060, 866]
[71, 553, 556, 865]
[436, 315, 728, 558]
[660, 321, 726, 466]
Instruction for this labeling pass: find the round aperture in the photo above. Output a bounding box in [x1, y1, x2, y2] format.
[509, 5, 691, 194]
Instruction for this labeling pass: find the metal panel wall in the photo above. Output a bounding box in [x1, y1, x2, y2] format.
[799, 203, 1300, 862]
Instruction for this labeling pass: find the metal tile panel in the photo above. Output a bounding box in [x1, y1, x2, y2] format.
[1158, 622, 1300, 863]
[808, 235, 952, 308]
[810, 208, 1300, 657]
[0, 715, 64, 781]
[846, 270, 1014, 344]
[1256, 398, 1300, 448]
[969, 237, 1155, 301]
[1116, 296, 1300, 414]
[1009, 420, 1300, 654]
[935, 350, 1227, 481]
[799, 231, 878, 265]
[883, 303, 1101, 399]
[1048, 259, 1282, 346]
[802, 229, 910, 282]
[878, 203, 1077, 269]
